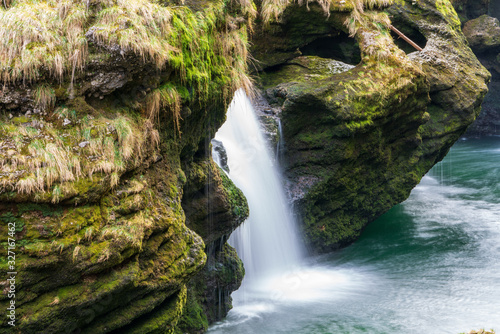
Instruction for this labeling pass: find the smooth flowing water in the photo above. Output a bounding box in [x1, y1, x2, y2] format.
[210, 130, 500, 333]
[213, 90, 303, 286]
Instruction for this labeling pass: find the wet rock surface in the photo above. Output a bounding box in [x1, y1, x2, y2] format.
[254, 0, 489, 253]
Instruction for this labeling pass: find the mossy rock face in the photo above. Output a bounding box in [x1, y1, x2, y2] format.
[182, 159, 248, 245]
[257, 0, 489, 253]
[175, 242, 244, 333]
[463, 15, 500, 52]
[0, 156, 207, 333]
[461, 14, 500, 136]
[0, 0, 253, 332]
[449, 0, 489, 23]
[179, 156, 248, 332]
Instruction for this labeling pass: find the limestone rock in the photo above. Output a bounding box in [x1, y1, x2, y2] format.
[463, 15, 500, 52]
[256, 0, 489, 253]
[0, 0, 252, 332]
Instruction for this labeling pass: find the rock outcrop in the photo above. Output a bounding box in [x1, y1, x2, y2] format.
[463, 15, 500, 52]
[253, 0, 489, 253]
[0, 0, 252, 332]
[461, 14, 500, 136]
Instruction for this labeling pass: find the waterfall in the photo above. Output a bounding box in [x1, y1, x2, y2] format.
[213, 90, 303, 290]
[208, 90, 380, 332]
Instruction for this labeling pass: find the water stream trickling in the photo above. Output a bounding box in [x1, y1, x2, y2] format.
[210, 91, 500, 333]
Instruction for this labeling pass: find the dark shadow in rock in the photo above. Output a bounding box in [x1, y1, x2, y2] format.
[389, 22, 428, 54]
[300, 32, 361, 66]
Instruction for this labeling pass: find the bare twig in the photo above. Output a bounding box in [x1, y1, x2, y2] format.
[389, 24, 423, 52]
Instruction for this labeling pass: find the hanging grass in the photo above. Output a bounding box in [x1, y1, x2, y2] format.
[88, 0, 175, 69]
[0, 113, 159, 199]
[0, 0, 88, 83]
[0, 0, 255, 200]
[34, 84, 57, 111]
[260, 0, 393, 25]
[0, 0, 255, 98]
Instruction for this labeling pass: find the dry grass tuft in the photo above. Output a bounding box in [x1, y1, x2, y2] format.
[34, 84, 57, 111]
[261, 0, 393, 24]
[72, 245, 81, 262]
[145, 84, 182, 136]
[345, 1, 392, 37]
[0, 0, 88, 83]
[0, 0, 255, 199]
[100, 211, 153, 250]
[261, 0, 292, 23]
[0, 112, 159, 200]
[89, 0, 175, 69]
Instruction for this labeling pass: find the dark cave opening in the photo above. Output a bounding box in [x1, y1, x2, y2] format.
[390, 22, 428, 54]
[300, 32, 362, 66]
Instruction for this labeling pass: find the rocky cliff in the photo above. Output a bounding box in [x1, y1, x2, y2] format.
[0, 0, 251, 333]
[0, 0, 491, 332]
[252, 0, 489, 253]
[453, 0, 500, 136]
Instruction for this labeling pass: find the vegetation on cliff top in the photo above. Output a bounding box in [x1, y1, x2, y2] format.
[0, 0, 256, 201]
[0, 0, 254, 96]
[261, 0, 394, 24]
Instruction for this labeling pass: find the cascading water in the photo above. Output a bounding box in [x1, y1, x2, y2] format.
[212, 89, 303, 286]
[210, 90, 373, 333]
[210, 115, 500, 333]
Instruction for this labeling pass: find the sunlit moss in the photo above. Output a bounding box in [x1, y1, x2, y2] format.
[0, 0, 254, 100]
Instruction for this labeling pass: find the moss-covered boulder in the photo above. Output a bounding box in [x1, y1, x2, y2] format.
[255, 0, 489, 253]
[463, 15, 500, 52]
[461, 14, 500, 136]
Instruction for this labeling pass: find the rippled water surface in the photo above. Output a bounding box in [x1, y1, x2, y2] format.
[209, 137, 500, 334]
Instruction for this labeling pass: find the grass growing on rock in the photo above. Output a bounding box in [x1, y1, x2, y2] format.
[261, 0, 393, 24]
[0, 1, 251, 332]
[0, 112, 159, 201]
[0, 0, 88, 83]
[0, 0, 256, 201]
[0, 0, 255, 100]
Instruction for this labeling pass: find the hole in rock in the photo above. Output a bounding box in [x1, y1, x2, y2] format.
[300, 32, 362, 66]
[389, 22, 427, 54]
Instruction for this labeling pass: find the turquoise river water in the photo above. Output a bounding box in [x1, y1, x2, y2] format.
[209, 136, 500, 334]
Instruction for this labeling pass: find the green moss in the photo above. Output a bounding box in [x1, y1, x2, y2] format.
[219, 166, 249, 219]
[174, 286, 208, 333]
[18, 203, 63, 220]
[11, 116, 30, 125]
[122, 285, 187, 334]
[176, 242, 243, 332]
[435, 0, 462, 28]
